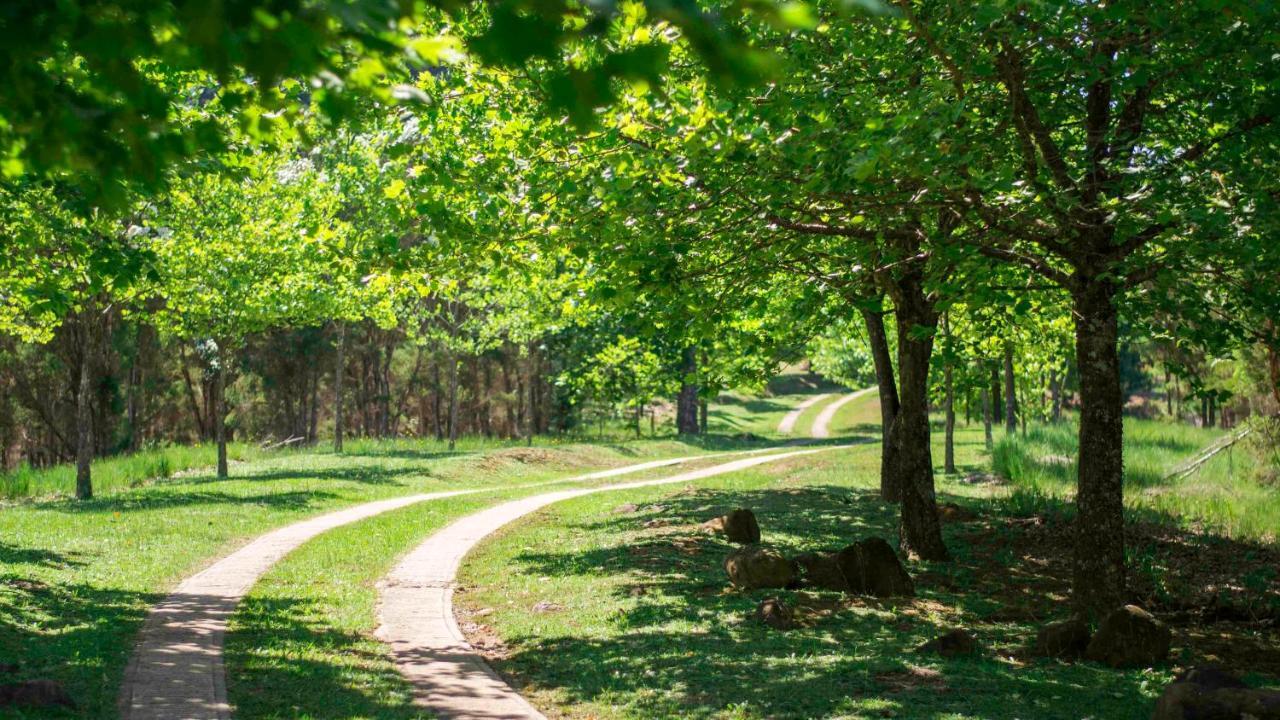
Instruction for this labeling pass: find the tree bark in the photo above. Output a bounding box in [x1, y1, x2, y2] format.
[74, 317, 94, 500]
[1004, 345, 1018, 434]
[1050, 372, 1063, 422]
[944, 362, 957, 474]
[676, 346, 700, 435]
[888, 290, 948, 561]
[214, 349, 228, 479]
[447, 352, 460, 452]
[992, 364, 1003, 425]
[1072, 280, 1126, 619]
[981, 387, 994, 452]
[334, 322, 346, 452]
[860, 308, 901, 502]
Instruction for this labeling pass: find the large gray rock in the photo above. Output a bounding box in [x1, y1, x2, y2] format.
[1085, 605, 1171, 668]
[724, 546, 796, 590]
[1151, 666, 1280, 720]
[836, 537, 915, 598]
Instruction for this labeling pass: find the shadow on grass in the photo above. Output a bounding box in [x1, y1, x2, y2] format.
[473, 484, 1280, 719]
[0, 543, 83, 569]
[42, 489, 341, 515]
[0, 577, 158, 719]
[226, 596, 428, 720]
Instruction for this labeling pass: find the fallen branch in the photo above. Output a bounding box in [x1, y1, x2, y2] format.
[1162, 427, 1252, 483]
[261, 436, 306, 451]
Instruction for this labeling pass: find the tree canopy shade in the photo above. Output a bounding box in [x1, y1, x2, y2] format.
[0, 0, 883, 198]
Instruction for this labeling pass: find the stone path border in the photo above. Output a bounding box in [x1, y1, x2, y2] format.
[376, 446, 838, 720]
[811, 387, 876, 439]
[776, 393, 831, 434]
[117, 453, 724, 720]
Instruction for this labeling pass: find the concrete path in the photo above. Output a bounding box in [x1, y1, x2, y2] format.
[117, 454, 713, 720]
[811, 387, 876, 439]
[776, 393, 831, 434]
[376, 446, 833, 720]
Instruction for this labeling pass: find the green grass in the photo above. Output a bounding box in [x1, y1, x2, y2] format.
[0, 437, 727, 719]
[456, 416, 1278, 720]
[0, 442, 266, 500]
[993, 418, 1279, 542]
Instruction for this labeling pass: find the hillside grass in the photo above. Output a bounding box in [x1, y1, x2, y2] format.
[993, 418, 1278, 542]
[0, 437, 725, 719]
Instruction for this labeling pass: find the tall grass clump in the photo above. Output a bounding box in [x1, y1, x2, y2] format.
[0, 442, 262, 501]
[994, 416, 1278, 542]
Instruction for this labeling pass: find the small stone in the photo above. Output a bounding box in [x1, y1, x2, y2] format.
[917, 629, 979, 658]
[1085, 605, 1172, 668]
[1032, 618, 1091, 659]
[531, 601, 563, 613]
[724, 545, 797, 590]
[756, 597, 795, 630]
[612, 503, 639, 515]
[0, 680, 75, 709]
[1151, 666, 1280, 720]
[472, 607, 495, 618]
[836, 537, 915, 598]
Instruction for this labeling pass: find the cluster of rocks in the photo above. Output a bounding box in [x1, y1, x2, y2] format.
[1152, 666, 1280, 720]
[1032, 605, 1172, 668]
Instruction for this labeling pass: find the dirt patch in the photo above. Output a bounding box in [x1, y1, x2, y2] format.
[477, 447, 558, 471]
[874, 665, 948, 693]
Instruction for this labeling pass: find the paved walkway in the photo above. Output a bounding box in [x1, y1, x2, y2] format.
[117, 454, 711, 720]
[776, 393, 831, 434]
[811, 387, 876, 438]
[376, 447, 834, 720]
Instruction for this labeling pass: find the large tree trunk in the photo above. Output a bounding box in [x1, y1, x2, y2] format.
[1072, 280, 1126, 618]
[889, 290, 948, 561]
[1004, 345, 1018, 434]
[334, 322, 346, 452]
[214, 350, 228, 479]
[860, 308, 901, 502]
[676, 346, 700, 435]
[943, 363, 956, 474]
[74, 320, 94, 500]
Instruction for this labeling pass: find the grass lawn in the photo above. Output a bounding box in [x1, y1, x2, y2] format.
[456, 396, 1280, 720]
[0, 437, 730, 719]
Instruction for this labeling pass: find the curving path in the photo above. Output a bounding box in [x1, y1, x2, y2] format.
[811, 387, 876, 439]
[776, 393, 831, 434]
[375, 446, 838, 720]
[117, 453, 718, 720]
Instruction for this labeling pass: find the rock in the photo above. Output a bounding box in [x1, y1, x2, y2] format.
[706, 508, 761, 544]
[1085, 605, 1172, 668]
[836, 537, 915, 598]
[937, 502, 979, 522]
[756, 597, 795, 630]
[1152, 666, 1280, 720]
[917, 629, 979, 658]
[531, 601, 563, 613]
[794, 551, 851, 592]
[0, 680, 75, 709]
[1032, 618, 1092, 659]
[724, 546, 797, 590]
[612, 503, 639, 515]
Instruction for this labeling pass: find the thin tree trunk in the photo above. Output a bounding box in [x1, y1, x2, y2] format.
[699, 399, 708, 434]
[981, 387, 993, 452]
[1004, 345, 1018, 434]
[214, 349, 228, 479]
[861, 308, 901, 502]
[74, 317, 94, 500]
[1072, 280, 1126, 619]
[676, 346, 700, 435]
[992, 364, 1003, 425]
[944, 363, 956, 474]
[334, 322, 346, 452]
[447, 352, 460, 452]
[1050, 372, 1063, 422]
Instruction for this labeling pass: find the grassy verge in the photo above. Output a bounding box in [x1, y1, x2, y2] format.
[0, 437, 724, 719]
[457, 422, 1279, 720]
[993, 418, 1278, 542]
[0, 442, 265, 500]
